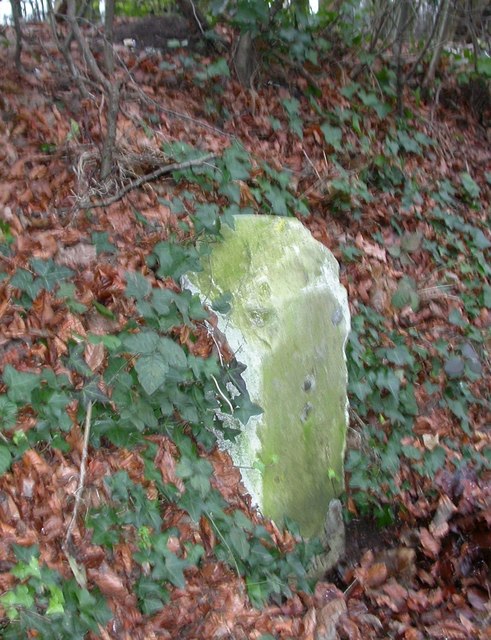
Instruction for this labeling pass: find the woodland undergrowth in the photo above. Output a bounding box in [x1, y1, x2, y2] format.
[0, 16, 489, 640]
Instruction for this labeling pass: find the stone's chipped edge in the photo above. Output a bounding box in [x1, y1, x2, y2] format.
[307, 498, 346, 579]
[183, 270, 265, 507]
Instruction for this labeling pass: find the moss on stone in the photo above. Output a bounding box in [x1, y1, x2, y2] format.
[188, 215, 350, 537]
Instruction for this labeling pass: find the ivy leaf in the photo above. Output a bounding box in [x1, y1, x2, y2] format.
[383, 345, 415, 366]
[150, 241, 201, 280]
[478, 56, 491, 77]
[193, 203, 220, 235]
[392, 277, 420, 310]
[157, 337, 187, 369]
[402, 444, 422, 460]
[228, 526, 250, 560]
[0, 396, 18, 429]
[0, 445, 12, 474]
[161, 550, 189, 588]
[422, 446, 446, 476]
[46, 584, 65, 615]
[397, 131, 421, 154]
[261, 183, 288, 216]
[10, 269, 42, 300]
[91, 231, 116, 255]
[30, 258, 74, 291]
[0, 584, 35, 619]
[320, 123, 342, 151]
[125, 271, 152, 300]
[350, 380, 371, 402]
[376, 369, 401, 397]
[448, 308, 466, 327]
[469, 228, 490, 250]
[447, 398, 468, 422]
[444, 356, 465, 379]
[199, 57, 229, 80]
[222, 142, 251, 181]
[135, 354, 169, 395]
[123, 330, 160, 355]
[483, 284, 491, 307]
[176, 455, 212, 482]
[136, 579, 168, 615]
[282, 98, 302, 136]
[211, 292, 232, 314]
[2, 366, 41, 403]
[178, 490, 206, 522]
[358, 90, 391, 118]
[400, 231, 423, 253]
[340, 82, 359, 99]
[460, 172, 480, 200]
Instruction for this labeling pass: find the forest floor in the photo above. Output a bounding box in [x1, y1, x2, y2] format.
[0, 19, 490, 640]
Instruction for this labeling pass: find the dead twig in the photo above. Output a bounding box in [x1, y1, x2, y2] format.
[79, 152, 217, 209]
[302, 148, 322, 182]
[62, 400, 93, 584]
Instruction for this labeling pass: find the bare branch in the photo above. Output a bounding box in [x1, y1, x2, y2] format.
[406, 0, 446, 83]
[65, 0, 110, 91]
[80, 152, 217, 209]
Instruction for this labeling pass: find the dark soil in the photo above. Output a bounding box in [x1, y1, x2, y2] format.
[344, 517, 402, 564]
[114, 15, 202, 50]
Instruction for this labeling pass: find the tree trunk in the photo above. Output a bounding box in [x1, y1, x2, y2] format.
[234, 31, 255, 87]
[395, 0, 411, 116]
[64, 0, 120, 181]
[10, 0, 23, 70]
[100, 0, 118, 180]
[103, 0, 115, 74]
[424, 0, 452, 87]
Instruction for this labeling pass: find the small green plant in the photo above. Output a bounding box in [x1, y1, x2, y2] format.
[194, 57, 230, 85]
[252, 162, 310, 217]
[282, 97, 304, 138]
[321, 122, 343, 152]
[0, 546, 111, 640]
[9, 259, 74, 308]
[459, 171, 481, 205]
[0, 221, 14, 251]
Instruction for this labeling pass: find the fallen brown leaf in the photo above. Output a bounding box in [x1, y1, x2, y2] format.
[419, 527, 440, 558]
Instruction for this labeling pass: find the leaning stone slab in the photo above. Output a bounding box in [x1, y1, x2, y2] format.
[187, 215, 350, 538]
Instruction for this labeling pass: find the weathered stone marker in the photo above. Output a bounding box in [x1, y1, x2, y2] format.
[187, 215, 350, 538]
